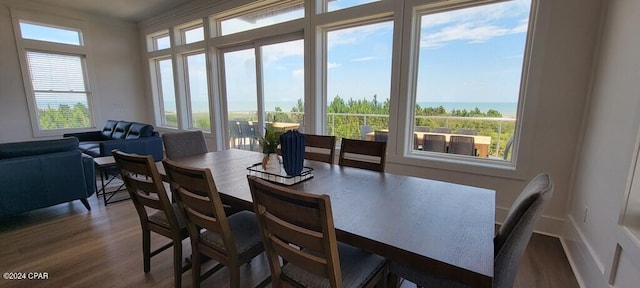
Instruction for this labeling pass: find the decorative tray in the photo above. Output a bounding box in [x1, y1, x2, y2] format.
[246, 163, 314, 186]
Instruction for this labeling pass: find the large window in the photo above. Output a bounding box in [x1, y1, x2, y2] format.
[13, 14, 94, 135]
[222, 38, 304, 151]
[218, 1, 304, 36]
[409, 0, 531, 161]
[325, 21, 394, 144]
[185, 53, 210, 131]
[154, 58, 177, 127]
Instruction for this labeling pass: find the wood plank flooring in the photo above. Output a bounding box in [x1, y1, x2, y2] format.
[0, 191, 578, 288]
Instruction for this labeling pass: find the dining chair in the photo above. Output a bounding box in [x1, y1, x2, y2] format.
[303, 134, 336, 164]
[374, 130, 389, 142]
[162, 130, 208, 160]
[422, 134, 446, 153]
[228, 121, 242, 148]
[448, 135, 475, 156]
[360, 125, 373, 140]
[338, 138, 386, 172]
[239, 121, 256, 150]
[390, 173, 554, 288]
[247, 176, 388, 288]
[431, 127, 452, 134]
[455, 128, 478, 135]
[112, 150, 189, 288]
[503, 136, 514, 160]
[162, 159, 268, 288]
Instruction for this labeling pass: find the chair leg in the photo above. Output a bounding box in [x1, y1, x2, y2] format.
[191, 252, 201, 288]
[143, 230, 151, 272]
[230, 266, 240, 288]
[173, 240, 182, 288]
[80, 198, 91, 210]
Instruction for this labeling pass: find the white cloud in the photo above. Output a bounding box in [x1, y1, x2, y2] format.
[327, 62, 341, 69]
[351, 56, 374, 62]
[421, 23, 526, 48]
[419, 0, 530, 48]
[292, 68, 304, 77]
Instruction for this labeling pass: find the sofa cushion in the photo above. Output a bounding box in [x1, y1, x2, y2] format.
[111, 121, 132, 139]
[0, 137, 79, 159]
[102, 120, 118, 138]
[126, 123, 154, 139]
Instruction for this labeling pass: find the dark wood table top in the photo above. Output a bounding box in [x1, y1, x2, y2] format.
[157, 149, 495, 287]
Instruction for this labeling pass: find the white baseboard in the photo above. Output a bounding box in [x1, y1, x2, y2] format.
[561, 215, 610, 288]
[495, 206, 565, 236]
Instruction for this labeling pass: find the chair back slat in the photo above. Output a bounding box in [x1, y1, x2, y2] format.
[449, 135, 475, 156]
[422, 134, 446, 153]
[304, 134, 336, 164]
[248, 176, 342, 287]
[112, 150, 180, 231]
[162, 159, 236, 257]
[338, 138, 386, 172]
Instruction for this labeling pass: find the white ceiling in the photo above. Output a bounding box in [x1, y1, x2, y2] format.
[29, 0, 196, 22]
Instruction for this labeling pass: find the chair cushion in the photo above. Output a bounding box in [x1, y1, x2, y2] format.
[148, 203, 187, 229]
[200, 211, 262, 256]
[126, 123, 154, 139]
[102, 120, 118, 138]
[282, 242, 386, 288]
[111, 121, 132, 139]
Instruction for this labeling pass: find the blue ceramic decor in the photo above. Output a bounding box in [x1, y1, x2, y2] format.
[280, 130, 305, 175]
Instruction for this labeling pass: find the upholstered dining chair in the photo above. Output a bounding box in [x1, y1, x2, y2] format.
[162, 130, 208, 160]
[360, 125, 373, 140]
[422, 134, 446, 153]
[303, 134, 336, 164]
[448, 135, 475, 156]
[162, 159, 268, 288]
[247, 176, 388, 288]
[374, 130, 389, 142]
[390, 173, 554, 288]
[112, 150, 189, 288]
[339, 138, 386, 172]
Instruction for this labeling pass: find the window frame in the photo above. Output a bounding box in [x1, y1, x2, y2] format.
[182, 50, 211, 131]
[11, 9, 97, 137]
[391, 0, 540, 178]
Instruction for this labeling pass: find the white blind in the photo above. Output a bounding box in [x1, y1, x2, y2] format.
[25, 51, 92, 130]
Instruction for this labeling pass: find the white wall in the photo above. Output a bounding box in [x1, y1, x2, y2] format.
[0, 0, 148, 143]
[565, 0, 640, 286]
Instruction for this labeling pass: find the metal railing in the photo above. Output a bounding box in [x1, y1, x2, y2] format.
[229, 111, 517, 157]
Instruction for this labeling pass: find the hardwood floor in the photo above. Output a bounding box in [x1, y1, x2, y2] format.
[0, 191, 578, 288]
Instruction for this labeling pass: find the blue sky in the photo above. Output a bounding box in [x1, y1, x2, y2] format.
[21, 0, 531, 114]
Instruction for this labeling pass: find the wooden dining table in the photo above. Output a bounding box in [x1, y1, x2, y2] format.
[366, 131, 492, 157]
[157, 149, 495, 287]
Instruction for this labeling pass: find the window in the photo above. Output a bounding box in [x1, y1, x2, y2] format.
[408, 0, 531, 161]
[154, 58, 177, 128]
[222, 37, 304, 151]
[218, 1, 304, 36]
[151, 33, 170, 51]
[184, 53, 210, 131]
[25, 51, 92, 130]
[325, 21, 394, 144]
[19, 21, 82, 45]
[324, 0, 380, 13]
[183, 26, 204, 44]
[13, 14, 94, 135]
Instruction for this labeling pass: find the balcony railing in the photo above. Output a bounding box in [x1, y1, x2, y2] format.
[228, 111, 516, 158]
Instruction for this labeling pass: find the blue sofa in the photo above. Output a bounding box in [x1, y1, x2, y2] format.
[64, 120, 164, 161]
[0, 137, 95, 215]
